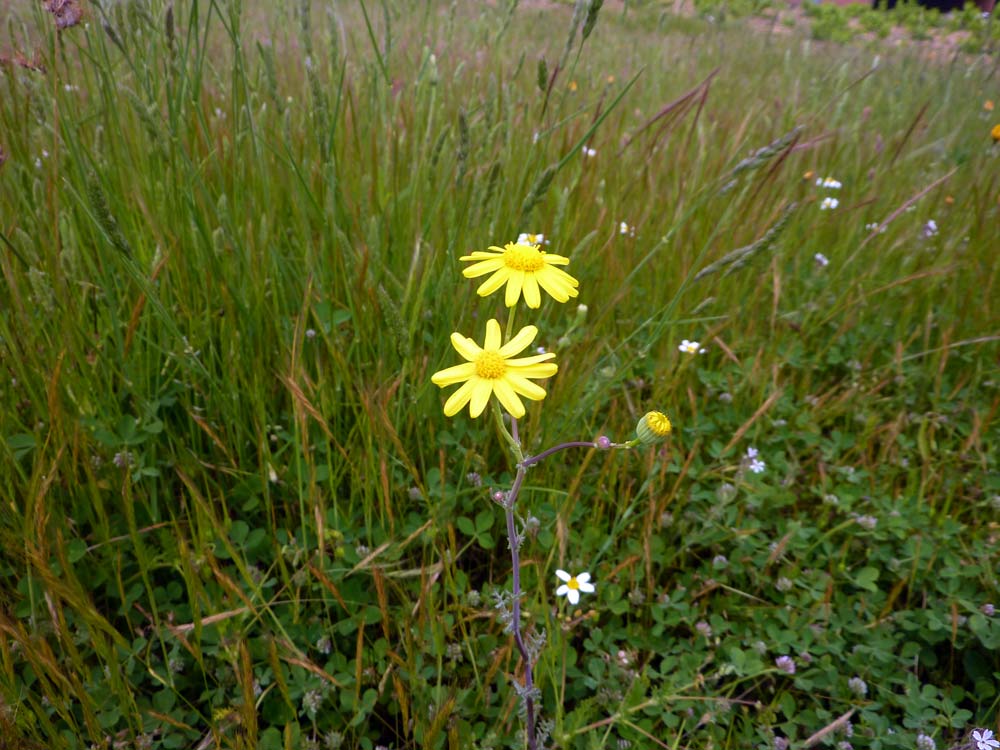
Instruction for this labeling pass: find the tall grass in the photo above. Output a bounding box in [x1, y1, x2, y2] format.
[1, 1, 998, 748]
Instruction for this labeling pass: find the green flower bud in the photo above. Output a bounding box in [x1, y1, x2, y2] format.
[635, 411, 672, 445]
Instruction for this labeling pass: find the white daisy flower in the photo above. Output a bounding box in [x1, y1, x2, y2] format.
[820, 197, 839, 210]
[516, 232, 549, 246]
[618, 221, 635, 236]
[582, 146, 597, 158]
[679, 339, 704, 355]
[816, 176, 842, 189]
[555, 570, 595, 605]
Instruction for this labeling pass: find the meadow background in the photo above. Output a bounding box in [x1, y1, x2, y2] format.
[1, 0, 999, 748]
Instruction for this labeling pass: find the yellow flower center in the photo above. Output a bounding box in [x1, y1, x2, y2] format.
[475, 351, 507, 379]
[503, 243, 546, 272]
[646, 411, 672, 436]
[567, 578, 579, 590]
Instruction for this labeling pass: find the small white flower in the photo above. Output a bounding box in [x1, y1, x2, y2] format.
[517, 232, 548, 246]
[922, 219, 938, 238]
[973, 729, 1000, 750]
[745, 446, 765, 474]
[816, 176, 842, 189]
[820, 197, 839, 210]
[814, 253, 830, 267]
[536, 346, 546, 354]
[618, 221, 635, 237]
[679, 339, 703, 355]
[582, 146, 597, 158]
[555, 569, 595, 605]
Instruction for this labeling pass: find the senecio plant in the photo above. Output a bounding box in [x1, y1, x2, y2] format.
[430, 238, 673, 748]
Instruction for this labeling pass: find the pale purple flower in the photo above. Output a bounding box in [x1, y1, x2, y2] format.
[982, 603, 995, 616]
[814, 252, 830, 267]
[855, 514, 878, 531]
[775, 655, 796, 674]
[848, 676, 868, 697]
[695, 620, 712, 638]
[916, 733, 936, 750]
[973, 729, 1000, 750]
[922, 219, 938, 238]
[596, 435, 612, 450]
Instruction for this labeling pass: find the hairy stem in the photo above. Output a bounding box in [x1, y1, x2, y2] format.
[505, 463, 537, 749]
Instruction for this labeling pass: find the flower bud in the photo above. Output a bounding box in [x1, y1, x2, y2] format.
[635, 411, 672, 445]
[595, 435, 612, 450]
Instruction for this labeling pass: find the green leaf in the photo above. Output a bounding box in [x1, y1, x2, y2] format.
[854, 566, 879, 592]
[67, 539, 87, 563]
[474, 509, 494, 533]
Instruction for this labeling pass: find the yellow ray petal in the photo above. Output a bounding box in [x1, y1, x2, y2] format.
[504, 270, 525, 307]
[498, 325, 539, 357]
[450, 333, 482, 361]
[459, 250, 503, 261]
[536, 271, 579, 302]
[461, 258, 506, 278]
[507, 362, 558, 379]
[431, 362, 477, 386]
[522, 273, 541, 308]
[504, 373, 549, 400]
[504, 352, 556, 367]
[492, 378, 526, 418]
[477, 269, 510, 297]
[469, 379, 494, 418]
[483, 319, 502, 351]
[541, 253, 571, 265]
[443, 379, 476, 417]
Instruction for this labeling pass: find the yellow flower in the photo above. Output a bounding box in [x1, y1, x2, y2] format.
[992, 123, 1000, 142]
[460, 242, 580, 308]
[635, 411, 672, 445]
[431, 319, 557, 418]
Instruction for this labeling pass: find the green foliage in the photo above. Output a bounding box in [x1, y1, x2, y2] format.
[809, 4, 855, 42]
[0, 0, 998, 748]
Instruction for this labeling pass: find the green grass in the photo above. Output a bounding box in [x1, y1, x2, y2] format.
[1, 1, 999, 748]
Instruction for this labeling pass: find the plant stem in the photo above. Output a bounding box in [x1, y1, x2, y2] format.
[504, 463, 537, 750]
[522, 440, 598, 467]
